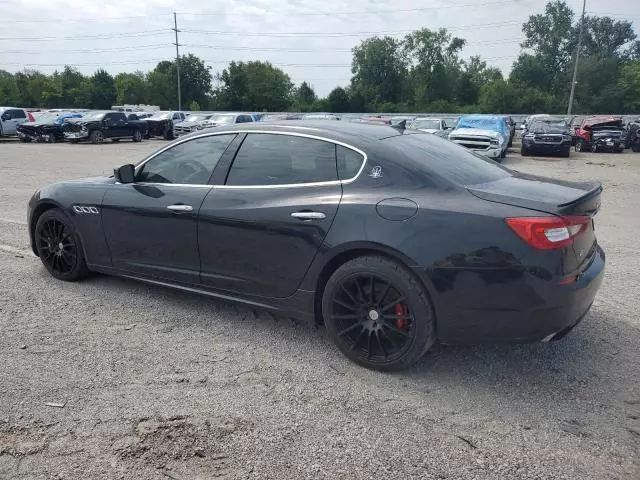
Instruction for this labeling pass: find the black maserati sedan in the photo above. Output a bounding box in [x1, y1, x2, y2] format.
[27, 122, 605, 371]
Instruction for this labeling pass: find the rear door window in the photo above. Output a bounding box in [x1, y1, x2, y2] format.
[386, 134, 512, 186]
[226, 133, 338, 186]
[11, 109, 26, 119]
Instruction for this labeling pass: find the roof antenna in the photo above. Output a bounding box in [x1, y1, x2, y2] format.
[391, 120, 406, 132]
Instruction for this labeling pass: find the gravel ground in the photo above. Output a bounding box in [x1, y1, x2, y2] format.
[0, 138, 638, 480]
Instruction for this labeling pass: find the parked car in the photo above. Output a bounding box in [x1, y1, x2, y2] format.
[145, 111, 188, 140]
[574, 116, 625, 153]
[16, 111, 83, 143]
[27, 122, 604, 371]
[504, 116, 516, 147]
[302, 113, 340, 120]
[521, 117, 572, 157]
[448, 115, 509, 160]
[408, 117, 450, 138]
[174, 114, 215, 136]
[261, 114, 302, 121]
[63, 111, 144, 144]
[0, 107, 28, 137]
[125, 113, 151, 139]
[201, 113, 256, 128]
[624, 119, 640, 152]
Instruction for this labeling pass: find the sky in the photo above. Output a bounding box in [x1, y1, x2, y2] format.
[0, 0, 638, 96]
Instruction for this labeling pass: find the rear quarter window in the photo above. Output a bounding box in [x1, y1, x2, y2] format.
[386, 134, 512, 186]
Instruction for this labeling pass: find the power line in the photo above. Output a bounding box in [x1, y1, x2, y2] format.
[4, 44, 173, 54]
[0, 29, 170, 41]
[0, 13, 171, 24]
[181, 21, 523, 38]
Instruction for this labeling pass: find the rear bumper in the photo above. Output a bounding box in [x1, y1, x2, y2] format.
[425, 245, 605, 344]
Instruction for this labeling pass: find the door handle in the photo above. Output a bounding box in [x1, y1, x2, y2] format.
[290, 211, 326, 220]
[167, 204, 193, 212]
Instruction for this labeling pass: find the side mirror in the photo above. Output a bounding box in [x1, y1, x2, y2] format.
[114, 164, 135, 184]
[1, 113, 10, 121]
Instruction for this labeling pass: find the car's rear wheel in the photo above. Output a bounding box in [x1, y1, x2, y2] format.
[90, 130, 104, 144]
[35, 209, 89, 281]
[163, 127, 174, 140]
[521, 145, 529, 156]
[575, 139, 585, 152]
[132, 129, 142, 142]
[591, 143, 598, 153]
[322, 256, 435, 371]
[561, 147, 571, 158]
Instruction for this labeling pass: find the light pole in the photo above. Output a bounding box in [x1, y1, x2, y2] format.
[567, 0, 586, 115]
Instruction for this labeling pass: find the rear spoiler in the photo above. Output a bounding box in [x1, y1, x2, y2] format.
[557, 182, 602, 216]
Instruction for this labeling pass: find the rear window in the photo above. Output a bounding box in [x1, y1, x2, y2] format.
[387, 134, 512, 186]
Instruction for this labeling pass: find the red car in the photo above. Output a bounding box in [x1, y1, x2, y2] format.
[574, 116, 625, 153]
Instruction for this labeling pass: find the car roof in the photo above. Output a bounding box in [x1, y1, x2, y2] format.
[181, 120, 410, 147]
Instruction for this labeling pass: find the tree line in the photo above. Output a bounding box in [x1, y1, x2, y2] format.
[1, 1, 639, 114]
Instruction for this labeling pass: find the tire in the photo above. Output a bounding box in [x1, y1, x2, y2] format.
[521, 146, 529, 156]
[575, 139, 585, 152]
[90, 130, 104, 144]
[19, 138, 30, 143]
[34, 209, 90, 282]
[111, 138, 120, 142]
[561, 147, 571, 158]
[132, 129, 142, 142]
[591, 143, 598, 153]
[163, 127, 174, 140]
[322, 255, 435, 371]
[632, 145, 640, 153]
[68, 139, 79, 144]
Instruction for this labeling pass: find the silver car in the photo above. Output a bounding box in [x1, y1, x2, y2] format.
[0, 107, 28, 137]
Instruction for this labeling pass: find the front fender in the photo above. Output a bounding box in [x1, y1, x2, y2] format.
[28, 179, 114, 266]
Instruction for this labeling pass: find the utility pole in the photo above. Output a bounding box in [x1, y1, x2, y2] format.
[172, 12, 182, 111]
[567, 0, 586, 115]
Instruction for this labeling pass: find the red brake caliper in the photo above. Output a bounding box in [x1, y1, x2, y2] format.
[395, 304, 408, 330]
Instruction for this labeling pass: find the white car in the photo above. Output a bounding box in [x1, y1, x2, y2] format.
[448, 128, 505, 160]
[0, 107, 29, 137]
[409, 118, 450, 137]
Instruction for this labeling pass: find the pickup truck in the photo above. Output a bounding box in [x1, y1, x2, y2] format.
[63, 111, 144, 144]
[448, 115, 509, 161]
[0, 107, 29, 137]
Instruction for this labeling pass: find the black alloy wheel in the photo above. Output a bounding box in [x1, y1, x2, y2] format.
[90, 130, 104, 144]
[323, 256, 435, 371]
[35, 209, 89, 281]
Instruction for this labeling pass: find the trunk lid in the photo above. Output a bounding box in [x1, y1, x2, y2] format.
[468, 172, 602, 273]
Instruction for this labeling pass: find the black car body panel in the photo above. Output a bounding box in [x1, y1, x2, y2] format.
[591, 128, 625, 152]
[17, 121, 64, 142]
[28, 122, 605, 345]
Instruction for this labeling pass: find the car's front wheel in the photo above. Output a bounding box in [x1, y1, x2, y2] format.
[322, 256, 435, 371]
[575, 139, 585, 152]
[35, 209, 90, 281]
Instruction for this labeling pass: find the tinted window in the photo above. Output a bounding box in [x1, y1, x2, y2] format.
[173, 113, 180, 120]
[11, 109, 26, 119]
[336, 145, 365, 180]
[236, 115, 252, 123]
[226, 134, 337, 186]
[386, 134, 512, 186]
[137, 134, 236, 185]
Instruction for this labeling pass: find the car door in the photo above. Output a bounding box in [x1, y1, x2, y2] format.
[198, 132, 343, 298]
[102, 113, 122, 138]
[1, 109, 25, 135]
[101, 133, 238, 284]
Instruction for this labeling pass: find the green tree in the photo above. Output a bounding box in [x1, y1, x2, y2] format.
[351, 36, 407, 107]
[87, 69, 116, 109]
[618, 62, 640, 112]
[0, 70, 19, 105]
[215, 61, 293, 111]
[295, 82, 316, 105]
[403, 28, 466, 108]
[114, 72, 148, 105]
[479, 79, 517, 113]
[327, 87, 350, 112]
[189, 100, 201, 111]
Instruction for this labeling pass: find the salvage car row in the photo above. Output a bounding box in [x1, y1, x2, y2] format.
[3, 106, 640, 159]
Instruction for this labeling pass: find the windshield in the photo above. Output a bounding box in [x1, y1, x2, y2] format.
[530, 121, 567, 132]
[210, 114, 236, 124]
[149, 112, 170, 120]
[386, 133, 512, 186]
[413, 119, 442, 130]
[457, 117, 501, 130]
[85, 112, 106, 121]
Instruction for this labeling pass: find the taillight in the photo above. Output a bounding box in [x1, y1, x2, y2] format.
[27, 112, 35, 122]
[505, 216, 590, 250]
